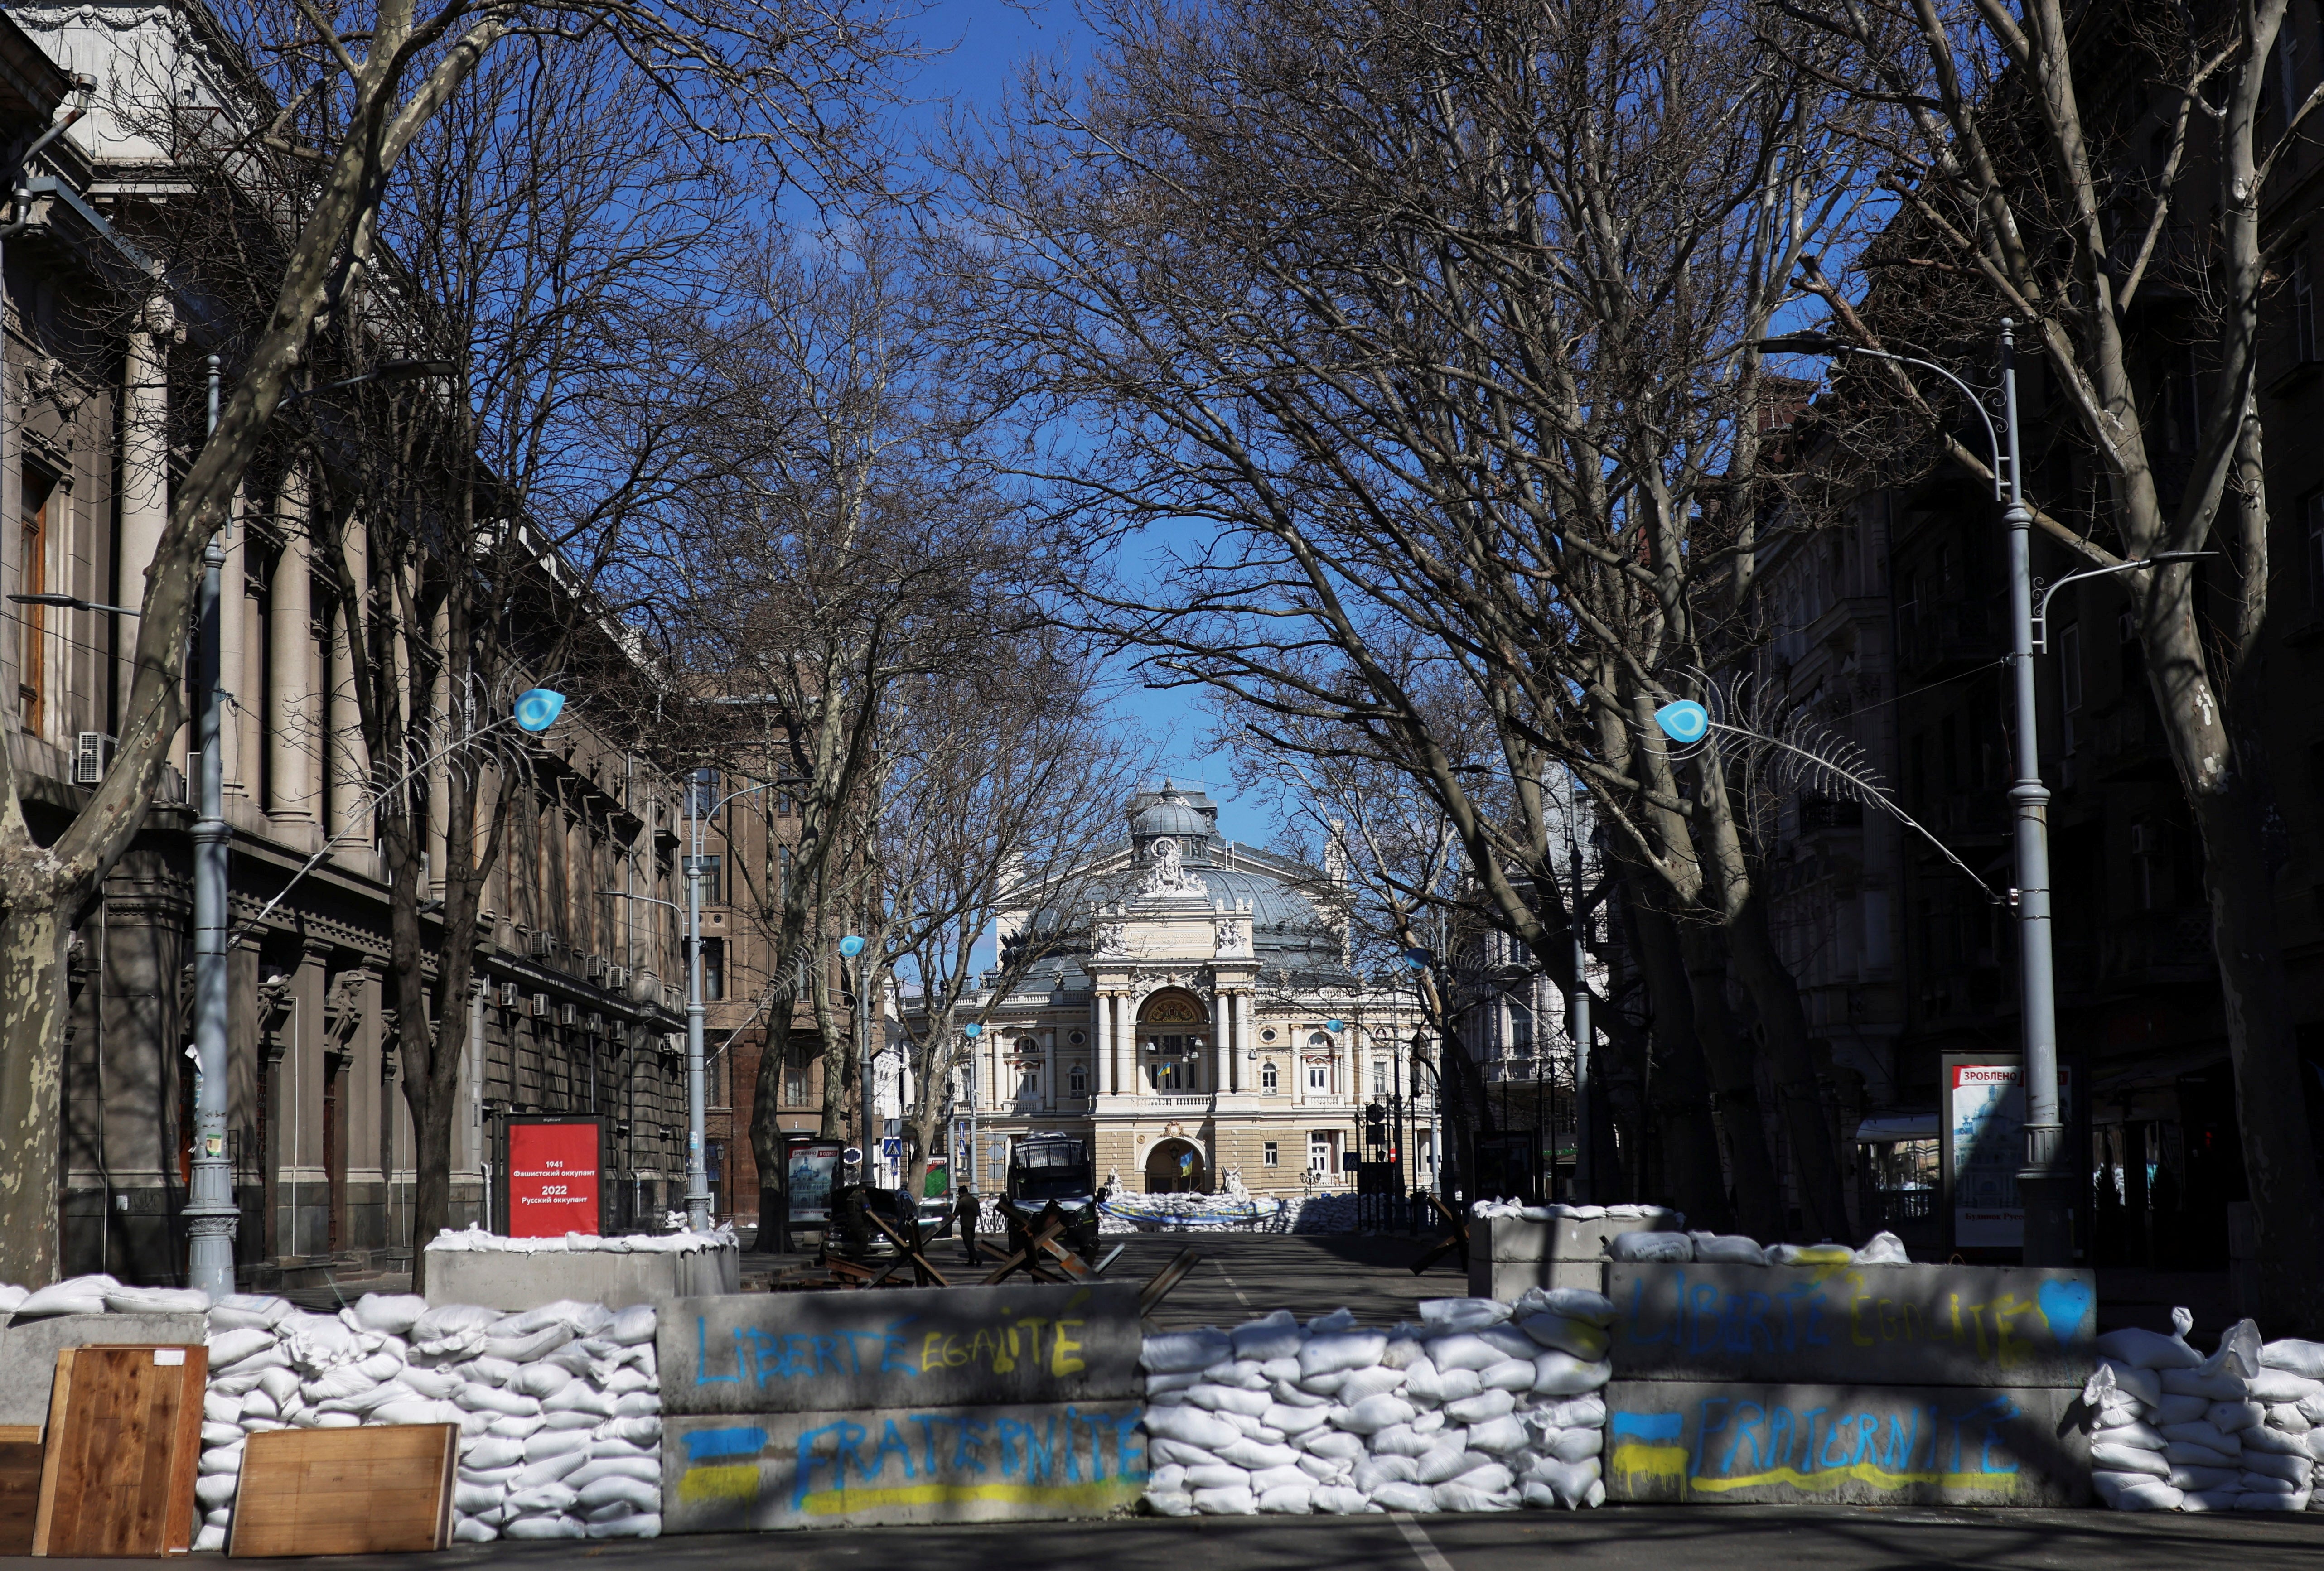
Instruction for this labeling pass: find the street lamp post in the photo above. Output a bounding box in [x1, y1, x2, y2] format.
[961, 1020, 983, 1195]
[1749, 320, 2213, 1266]
[839, 935, 870, 1186]
[185, 355, 234, 1297]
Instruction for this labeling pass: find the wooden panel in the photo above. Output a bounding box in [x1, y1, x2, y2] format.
[0, 1427, 43, 1444]
[32, 1344, 206, 1557]
[0, 1436, 45, 1556]
[227, 1425, 458, 1557]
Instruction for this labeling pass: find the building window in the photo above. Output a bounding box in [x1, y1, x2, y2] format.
[776, 785, 795, 816]
[1068, 1062, 1087, 1095]
[1017, 1066, 1040, 1099]
[18, 474, 47, 736]
[1260, 1026, 1277, 1042]
[1372, 1060, 1387, 1098]
[776, 844, 792, 901]
[688, 854, 722, 905]
[699, 938, 725, 1001]
[686, 766, 720, 816]
[1263, 1141, 1279, 1167]
[1308, 1131, 1336, 1173]
[783, 1042, 808, 1106]
[1308, 1063, 1329, 1093]
[1068, 1030, 1086, 1045]
[1261, 1060, 1278, 1094]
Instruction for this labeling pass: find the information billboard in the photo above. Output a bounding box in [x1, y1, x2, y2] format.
[503, 1118, 605, 1238]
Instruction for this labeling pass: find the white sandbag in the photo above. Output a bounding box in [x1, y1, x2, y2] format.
[344, 1292, 427, 1335]
[1431, 1480, 1503, 1513]
[1853, 1231, 1911, 1265]
[1445, 1390, 1516, 1426]
[1533, 1456, 1600, 1508]
[1419, 1299, 1510, 1333]
[2262, 1339, 2324, 1378]
[1516, 1315, 1609, 1362]
[14, 1275, 118, 1318]
[597, 1416, 661, 1446]
[503, 1516, 586, 1540]
[320, 1382, 420, 1417]
[1191, 1384, 1271, 1418]
[375, 1399, 464, 1427]
[464, 1436, 530, 1471]
[1299, 1332, 1388, 1380]
[194, 1473, 240, 1507]
[1370, 1423, 1434, 1458]
[1412, 1444, 1480, 1486]
[1411, 1410, 1449, 1437]
[415, 1303, 501, 1341]
[541, 1412, 603, 1432]
[1337, 1367, 1406, 1402]
[604, 1304, 656, 1346]
[2168, 1463, 2240, 1491]
[1144, 1405, 1243, 1452]
[2242, 1449, 2313, 1484]
[546, 1384, 619, 1417]
[2209, 1400, 2266, 1432]
[1510, 1287, 1616, 1327]
[1335, 1395, 1418, 1436]
[1687, 1233, 1767, 1265]
[1271, 1380, 1328, 1410]
[499, 1301, 616, 1339]
[488, 1414, 546, 1440]
[1250, 1463, 1311, 1494]
[1312, 1484, 1371, 1515]
[1468, 1415, 1528, 1454]
[1354, 1455, 1419, 1493]
[1550, 1426, 1605, 1462]
[1533, 1352, 1612, 1396]
[2090, 1444, 2170, 1477]
[2164, 1420, 2242, 1452]
[1184, 1463, 1247, 1491]
[1380, 1336, 1423, 1371]
[2204, 1320, 2263, 1381]
[1230, 1311, 1305, 1363]
[2162, 1368, 2252, 1402]
[1425, 1333, 1506, 1374]
[499, 1362, 570, 1402]
[1146, 1331, 1233, 1374]
[313, 1412, 361, 1428]
[1207, 1359, 1270, 1390]
[1531, 1394, 1608, 1430]
[1146, 1368, 1204, 1396]
[2153, 1393, 2209, 1425]
[1368, 1481, 1438, 1513]
[506, 1482, 580, 1515]
[1219, 1438, 1301, 1470]
[2093, 1422, 2165, 1452]
[513, 1451, 591, 1489]
[1267, 1405, 1332, 1436]
[1480, 1359, 1537, 1393]
[1606, 1231, 1690, 1263]
[2252, 1368, 2324, 1405]
[2238, 1489, 2312, 1511]
[586, 1514, 660, 1539]
[206, 1327, 280, 1370]
[483, 1326, 573, 1364]
[302, 1366, 380, 1402]
[198, 1438, 244, 1470]
[2097, 1309, 2203, 1371]
[577, 1475, 661, 1512]
[458, 1385, 541, 1417]
[1301, 1429, 1366, 1461]
[527, 1429, 591, 1463]
[105, 1286, 210, 1314]
[2090, 1471, 2183, 1511]
[2097, 1359, 2162, 1409]
[1192, 1484, 1256, 1515]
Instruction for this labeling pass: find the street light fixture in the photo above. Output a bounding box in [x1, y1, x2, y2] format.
[1756, 320, 2073, 1266]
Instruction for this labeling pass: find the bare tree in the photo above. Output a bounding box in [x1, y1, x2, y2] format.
[635, 234, 1048, 1235]
[951, 0, 1880, 1237]
[0, 0, 912, 1282]
[863, 638, 1146, 1200]
[1777, 0, 2324, 1325]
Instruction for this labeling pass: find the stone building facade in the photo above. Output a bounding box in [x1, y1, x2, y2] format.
[950, 783, 1430, 1198]
[4, 3, 691, 1286]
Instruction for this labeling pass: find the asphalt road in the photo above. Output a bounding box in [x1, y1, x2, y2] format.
[31, 1506, 2322, 1570]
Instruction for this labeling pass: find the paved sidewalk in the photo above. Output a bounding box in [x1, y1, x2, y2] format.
[34, 1506, 2321, 1570]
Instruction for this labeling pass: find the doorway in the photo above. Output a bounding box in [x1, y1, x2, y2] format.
[1144, 1138, 1206, 1194]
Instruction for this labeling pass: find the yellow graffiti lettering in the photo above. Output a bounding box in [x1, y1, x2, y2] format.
[679, 1465, 761, 1503]
[1850, 1295, 1875, 1348]
[921, 1333, 949, 1373]
[799, 1481, 1131, 1515]
[1051, 1320, 1086, 1376]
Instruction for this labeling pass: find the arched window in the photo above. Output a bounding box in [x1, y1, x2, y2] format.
[1069, 1062, 1087, 1095]
[1261, 1060, 1279, 1094]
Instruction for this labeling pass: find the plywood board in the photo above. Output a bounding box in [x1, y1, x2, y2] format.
[227, 1424, 457, 1557]
[0, 1435, 45, 1556]
[32, 1344, 206, 1556]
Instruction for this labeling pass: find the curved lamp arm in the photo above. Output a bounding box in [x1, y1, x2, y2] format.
[2032, 552, 2215, 651]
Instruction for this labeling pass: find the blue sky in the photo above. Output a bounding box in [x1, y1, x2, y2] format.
[906, 1, 1273, 844]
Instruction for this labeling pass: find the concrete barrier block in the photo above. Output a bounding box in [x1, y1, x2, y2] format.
[422, 1244, 739, 1311]
[1469, 1212, 1680, 1299]
[0, 1312, 209, 1427]
[661, 1282, 1143, 1417]
[1607, 1263, 2097, 1388]
[1603, 1378, 2089, 1505]
[662, 1400, 1146, 1531]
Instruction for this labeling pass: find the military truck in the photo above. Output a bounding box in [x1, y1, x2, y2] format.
[1000, 1132, 1101, 1258]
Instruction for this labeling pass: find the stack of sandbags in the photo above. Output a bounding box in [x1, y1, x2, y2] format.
[1139, 1291, 1613, 1517]
[2255, 1337, 2324, 1513]
[426, 1222, 734, 1256]
[2085, 1309, 2319, 1513]
[1599, 1230, 1912, 1267]
[196, 1291, 662, 1549]
[0, 1275, 211, 1320]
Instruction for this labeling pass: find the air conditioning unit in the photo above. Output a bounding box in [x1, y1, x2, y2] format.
[531, 992, 551, 1017]
[74, 732, 114, 785]
[499, 982, 521, 1008]
[528, 931, 555, 958]
[556, 1002, 578, 1026]
[585, 954, 607, 982]
[585, 1012, 604, 1035]
[608, 965, 630, 993]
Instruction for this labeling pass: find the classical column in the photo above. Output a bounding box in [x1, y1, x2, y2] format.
[267, 479, 316, 824]
[1092, 992, 1110, 1099]
[1043, 1029, 1056, 1112]
[326, 600, 369, 845]
[118, 306, 171, 747]
[1212, 1008, 1227, 1099]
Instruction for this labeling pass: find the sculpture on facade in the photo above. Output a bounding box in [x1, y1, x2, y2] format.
[1139, 835, 1209, 897]
[1093, 917, 1129, 957]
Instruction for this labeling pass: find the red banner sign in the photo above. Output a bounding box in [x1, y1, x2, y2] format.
[507, 1121, 600, 1237]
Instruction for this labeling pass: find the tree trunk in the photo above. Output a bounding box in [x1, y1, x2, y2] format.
[1726, 891, 1852, 1242]
[0, 908, 68, 1283]
[750, 1012, 795, 1252]
[1616, 882, 1732, 1230]
[1677, 924, 1784, 1241]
